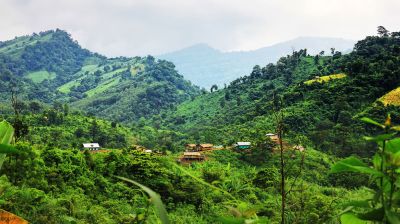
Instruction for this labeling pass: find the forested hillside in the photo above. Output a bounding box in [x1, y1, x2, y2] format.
[1, 28, 400, 223]
[0, 29, 201, 122]
[158, 30, 400, 157]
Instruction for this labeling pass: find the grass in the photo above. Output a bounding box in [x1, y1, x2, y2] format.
[379, 87, 400, 106]
[304, 73, 347, 85]
[101, 68, 127, 79]
[26, 70, 56, 83]
[57, 64, 99, 93]
[85, 78, 120, 97]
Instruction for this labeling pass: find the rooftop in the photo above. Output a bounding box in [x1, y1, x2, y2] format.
[83, 143, 100, 148]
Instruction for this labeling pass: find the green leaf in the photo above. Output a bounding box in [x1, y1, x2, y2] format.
[358, 207, 384, 221]
[372, 154, 382, 170]
[386, 210, 400, 224]
[0, 121, 14, 144]
[0, 144, 17, 154]
[390, 125, 400, 131]
[361, 117, 385, 129]
[115, 176, 170, 224]
[390, 151, 400, 166]
[364, 133, 396, 142]
[343, 200, 370, 208]
[386, 138, 400, 154]
[330, 156, 383, 177]
[0, 121, 15, 170]
[340, 213, 368, 224]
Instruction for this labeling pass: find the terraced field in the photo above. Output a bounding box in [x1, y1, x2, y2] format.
[57, 64, 100, 93]
[379, 87, 400, 106]
[304, 73, 346, 85]
[85, 78, 120, 97]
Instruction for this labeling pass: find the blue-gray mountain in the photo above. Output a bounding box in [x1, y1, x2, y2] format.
[158, 37, 355, 88]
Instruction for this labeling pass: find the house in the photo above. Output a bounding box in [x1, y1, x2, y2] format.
[83, 143, 101, 150]
[293, 145, 305, 152]
[235, 142, 251, 150]
[185, 144, 197, 151]
[266, 133, 280, 144]
[182, 152, 205, 161]
[197, 144, 213, 151]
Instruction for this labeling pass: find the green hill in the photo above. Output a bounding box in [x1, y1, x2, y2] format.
[157, 32, 400, 157]
[0, 30, 201, 122]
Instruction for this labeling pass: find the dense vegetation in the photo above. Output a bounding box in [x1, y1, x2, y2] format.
[0, 30, 200, 121]
[157, 29, 400, 158]
[1, 27, 400, 223]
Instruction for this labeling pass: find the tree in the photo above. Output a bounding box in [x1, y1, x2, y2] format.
[224, 91, 231, 101]
[330, 48, 335, 55]
[90, 119, 100, 142]
[377, 26, 389, 37]
[210, 84, 218, 93]
[314, 55, 319, 65]
[29, 101, 42, 113]
[63, 103, 69, 116]
[236, 96, 242, 106]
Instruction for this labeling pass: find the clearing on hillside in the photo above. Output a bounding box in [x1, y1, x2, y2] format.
[26, 70, 56, 83]
[379, 87, 400, 106]
[304, 73, 346, 85]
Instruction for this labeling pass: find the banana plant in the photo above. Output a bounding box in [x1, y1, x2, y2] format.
[0, 120, 17, 170]
[330, 115, 400, 223]
[0, 120, 27, 223]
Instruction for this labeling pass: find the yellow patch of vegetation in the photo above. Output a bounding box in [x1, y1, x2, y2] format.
[379, 87, 400, 106]
[304, 73, 347, 85]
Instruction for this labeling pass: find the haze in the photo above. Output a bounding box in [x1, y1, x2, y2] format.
[1, 0, 399, 56]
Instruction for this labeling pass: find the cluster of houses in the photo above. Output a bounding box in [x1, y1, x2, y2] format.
[179, 143, 214, 162]
[81, 132, 304, 162]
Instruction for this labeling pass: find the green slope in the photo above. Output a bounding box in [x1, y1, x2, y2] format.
[25, 70, 56, 83]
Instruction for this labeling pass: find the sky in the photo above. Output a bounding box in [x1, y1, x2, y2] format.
[0, 0, 399, 57]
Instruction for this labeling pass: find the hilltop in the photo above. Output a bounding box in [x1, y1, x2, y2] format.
[158, 37, 355, 88]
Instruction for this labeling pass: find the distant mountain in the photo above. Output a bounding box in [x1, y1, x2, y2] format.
[158, 37, 356, 88]
[0, 30, 200, 122]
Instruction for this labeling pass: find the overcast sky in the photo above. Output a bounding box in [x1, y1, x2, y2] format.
[0, 0, 399, 56]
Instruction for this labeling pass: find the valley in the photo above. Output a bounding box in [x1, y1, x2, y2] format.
[1, 27, 400, 223]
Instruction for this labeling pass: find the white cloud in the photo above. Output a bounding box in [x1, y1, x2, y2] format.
[0, 0, 399, 56]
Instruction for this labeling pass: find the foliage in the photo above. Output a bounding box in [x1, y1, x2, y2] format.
[331, 115, 400, 223]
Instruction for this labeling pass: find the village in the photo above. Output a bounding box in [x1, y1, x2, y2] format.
[81, 133, 305, 164]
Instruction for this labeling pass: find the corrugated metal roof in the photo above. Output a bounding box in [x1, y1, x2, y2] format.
[236, 142, 251, 146]
[199, 144, 213, 147]
[184, 152, 201, 156]
[83, 143, 100, 148]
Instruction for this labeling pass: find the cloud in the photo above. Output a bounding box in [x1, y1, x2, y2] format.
[0, 0, 399, 56]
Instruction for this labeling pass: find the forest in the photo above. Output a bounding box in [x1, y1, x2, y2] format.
[1, 26, 400, 223]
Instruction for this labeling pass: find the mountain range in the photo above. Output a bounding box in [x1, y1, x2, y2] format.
[158, 37, 356, 88]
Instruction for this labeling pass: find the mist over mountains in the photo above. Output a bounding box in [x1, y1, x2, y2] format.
[158, 37, 355, 88]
